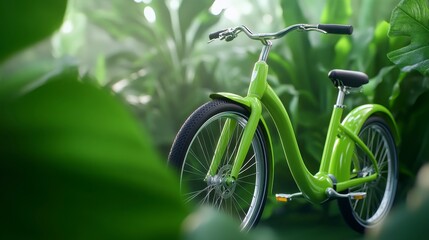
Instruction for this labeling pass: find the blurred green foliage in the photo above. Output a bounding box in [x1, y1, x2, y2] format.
[367, 164, 429, 239]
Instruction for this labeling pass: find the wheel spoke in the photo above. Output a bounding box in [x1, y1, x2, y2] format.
[184, 159, 207, 176]
[237, 172, 257, 180]
[201, 187, 216, 205]
[207, 124, 219, 167]
[224, 121, 236, 166]
[236, 183, 256, 196]
[239, 157, 256, 175]
[188, 147, 209, 172]
[184, 185, 212, 203]
[231, 193, 249, 216]
[196, 135, 210, 166]
[231, 195, 245, 222]
[226, 126, 244, 166]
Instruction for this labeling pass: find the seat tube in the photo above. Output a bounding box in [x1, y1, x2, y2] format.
[319, 87, 346, 173]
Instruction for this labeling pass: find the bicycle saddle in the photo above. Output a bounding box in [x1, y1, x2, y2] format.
[328, 69, 368, 88]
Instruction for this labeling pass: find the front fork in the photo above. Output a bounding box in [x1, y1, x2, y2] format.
[206, 98, 262, 184]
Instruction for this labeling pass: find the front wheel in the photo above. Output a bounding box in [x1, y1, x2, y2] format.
[338, 116, 398, 233]
[168, 100, 269, 231]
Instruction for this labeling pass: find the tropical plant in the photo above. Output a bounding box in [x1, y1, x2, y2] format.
[388, 0, 429, 75]
[385, 0, 429, 197]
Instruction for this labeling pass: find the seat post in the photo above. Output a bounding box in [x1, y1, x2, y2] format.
[335, 86, 347, 108]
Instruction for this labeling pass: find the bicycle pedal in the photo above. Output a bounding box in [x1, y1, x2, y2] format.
[275, 192, 303, 202]
[326, 188, 366, 200]
[349, 192, 366, 200]
[275, 194, 290, 202]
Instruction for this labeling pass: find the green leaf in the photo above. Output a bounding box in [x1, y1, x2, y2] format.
[280, 0, 312, 90]
[333, 36, 352, 67]
[189, 10, 222, 50]
[387, 0, 429, 76]
[354, 0, 400, 28]
[95, 54, 107, 85]
[0, 0, 67, 62]
[391, 72, 429, 115]
[0, 78, 188, 239]
[150, 1, 174, 38]
[179, 0, 214, 37]
[363, 65, 397, 105]
[320, 0, 352, 24]
[178, 0, 220, 60]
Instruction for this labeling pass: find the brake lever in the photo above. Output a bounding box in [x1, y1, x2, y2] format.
[208, 28, 237, 43]
[224, 33, 237, 42]
[207, 34, 235, 43]
[299, 25, 327, 34]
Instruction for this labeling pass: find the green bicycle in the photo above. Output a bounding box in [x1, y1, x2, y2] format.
[168, 23, 398, 233]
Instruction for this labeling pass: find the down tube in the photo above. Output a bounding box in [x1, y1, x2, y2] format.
[261, 85, 332, 203]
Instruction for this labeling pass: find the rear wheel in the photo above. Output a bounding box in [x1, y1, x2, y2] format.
[338, 116, 398, 233]
[169, 100, 269, 231]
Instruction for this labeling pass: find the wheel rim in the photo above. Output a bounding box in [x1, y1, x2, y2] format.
[349, 122, 397, 227]
[179, 111, 265, 230]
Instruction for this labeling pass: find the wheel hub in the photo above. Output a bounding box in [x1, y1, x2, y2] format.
[206, 165, 236, 199]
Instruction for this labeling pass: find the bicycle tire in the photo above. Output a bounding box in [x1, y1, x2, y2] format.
[338, 116, 398, 233]
[168, 100, 269, 231]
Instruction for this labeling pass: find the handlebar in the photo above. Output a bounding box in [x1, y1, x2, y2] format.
[208, 23, 353, 44]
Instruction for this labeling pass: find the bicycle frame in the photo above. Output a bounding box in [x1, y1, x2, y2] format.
[208, 60, 399, 204]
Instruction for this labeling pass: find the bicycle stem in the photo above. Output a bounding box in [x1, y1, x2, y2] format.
[259, 43, 272, 62]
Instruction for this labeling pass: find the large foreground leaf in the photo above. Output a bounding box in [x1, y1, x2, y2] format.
[0, 78, 187, 239]
[388, 0, 429, 76]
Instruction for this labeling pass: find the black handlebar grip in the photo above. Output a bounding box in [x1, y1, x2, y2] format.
[209, 29, 227, 40]
[318, 24, 353, 35]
